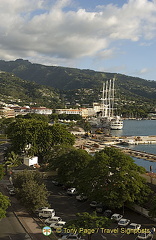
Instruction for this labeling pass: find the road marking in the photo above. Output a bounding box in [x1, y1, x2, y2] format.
[8, 236, 12, 240]
[111, 233, 118, 237]
[120, 233, 126, 238]
[101, 234, 107, 239]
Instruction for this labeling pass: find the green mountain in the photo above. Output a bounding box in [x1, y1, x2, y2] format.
[0, 59, 155, 95]
[0, 71, 61, 108]
[0, 59, 155, 117]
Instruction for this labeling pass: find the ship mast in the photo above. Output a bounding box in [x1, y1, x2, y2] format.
[112, 78, 115, 117]
[101, 78, 115, 119]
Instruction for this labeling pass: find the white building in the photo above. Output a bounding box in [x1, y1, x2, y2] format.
[23, 156, 38, 166]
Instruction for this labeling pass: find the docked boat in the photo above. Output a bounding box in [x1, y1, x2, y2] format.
[110, 116, 123, 130]
[89, 78, 123, 130]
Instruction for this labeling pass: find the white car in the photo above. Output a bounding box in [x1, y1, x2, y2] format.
[118, 218, 130, 227]
[111, 213, 123, 222]
[45, 216, 62, 225]
[127, 223, 141, 233]
[9, 189, 16, 196]
[67, 188, 77, 195]
[137, 232, 153, 239]
[50, 221, 66, 230]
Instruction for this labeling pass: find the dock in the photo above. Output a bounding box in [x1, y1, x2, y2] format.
[74, 135, 156, 162]
[114, 146, 156, 162]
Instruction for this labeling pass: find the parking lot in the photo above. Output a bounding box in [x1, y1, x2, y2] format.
[45, 179, 156, 240]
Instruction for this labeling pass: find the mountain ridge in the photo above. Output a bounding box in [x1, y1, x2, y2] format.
[0, 59, 155, 92]
[0, 59, 155, 118]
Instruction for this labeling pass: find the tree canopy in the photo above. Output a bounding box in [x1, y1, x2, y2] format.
[51, 148, 92, 185]
[6, 119, 75, 161]
[66, 212, 110, 240]
[76, 147, 151, 208]
[0, 193, 10, 220]
[13, 170, 49, 212]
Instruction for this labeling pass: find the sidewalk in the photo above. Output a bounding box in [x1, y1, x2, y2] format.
[0, 181, 57, 240]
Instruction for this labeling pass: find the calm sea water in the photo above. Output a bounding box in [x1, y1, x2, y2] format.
[111, 119, 156, 137]
[111, 120, 156, 172]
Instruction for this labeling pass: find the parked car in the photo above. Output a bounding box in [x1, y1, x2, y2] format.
[96, 203, 107, 213]
[111, 213, 123, 222]
[52, 180, 63, 186]
[118, 218, 130, 227]
[76, 194, 88, 202]
[90, 201, 98, 208]
[45, 216, 62, 225]
[56, 229, 70, 238]
[127, 223, 141, 233]
[39, 208, 55, 218]
[9, 189, 16, 196]
[137, 232, 153, 239]
[103, 210, 113, 218]
[50, 221, 66, 230]
[6, 184, 14, 191]
[67, 188, 77, 195]
[59, 233, 85, 239]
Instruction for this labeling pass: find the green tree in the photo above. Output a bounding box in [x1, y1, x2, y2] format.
[6, 118, 51, 156]
[66, 212, 110, 240]
[13, 170, 49, 212]
[6, 119, 75, 161]
[0, 193, 11, 220]
[17, 180, 49, 212]
[5, 151, 21, 167]
[45, 144, 75, 165]
[50, 123, 75, 146]
[13, 170, 43, 189]
[78, 147, 151, 208]
[16, 113, 49, 122]
[52, 148, 92, 185]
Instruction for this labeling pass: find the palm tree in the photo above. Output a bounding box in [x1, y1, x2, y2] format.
[5, 151, 21, 167]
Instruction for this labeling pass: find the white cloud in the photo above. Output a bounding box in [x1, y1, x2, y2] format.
[0, 0, 156, 65]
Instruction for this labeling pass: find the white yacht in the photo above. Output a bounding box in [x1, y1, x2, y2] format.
[110, 116, 123, 130]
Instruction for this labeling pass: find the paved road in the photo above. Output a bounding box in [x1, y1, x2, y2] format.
[0, 206, 31, 240]
[46, 180, 156, 240]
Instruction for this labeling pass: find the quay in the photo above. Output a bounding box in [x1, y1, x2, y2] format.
[114, 146, 156, 162]
[74, 135, 156, 162]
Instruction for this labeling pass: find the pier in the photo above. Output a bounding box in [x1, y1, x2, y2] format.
[74, 135, 156, 162]
[115, 146, 156, 162]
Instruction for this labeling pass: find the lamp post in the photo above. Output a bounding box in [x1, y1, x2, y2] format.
[123, 202, 125, 216]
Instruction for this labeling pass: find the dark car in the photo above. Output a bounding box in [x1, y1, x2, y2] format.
[103, 210, 113, 218]
[96, 203, 107, 213]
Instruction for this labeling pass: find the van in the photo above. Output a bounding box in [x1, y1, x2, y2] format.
[39, 208, 55, 218]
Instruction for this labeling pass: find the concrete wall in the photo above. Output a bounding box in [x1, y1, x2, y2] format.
[130, 203, 156, 222]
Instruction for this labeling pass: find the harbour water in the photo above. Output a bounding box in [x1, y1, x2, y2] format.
[111, 120, 156, 172]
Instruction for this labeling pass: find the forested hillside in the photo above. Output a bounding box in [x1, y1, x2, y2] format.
[0, 59, 155, 117]
[0, 71, 61, 108]
[0, 59, 155, 97]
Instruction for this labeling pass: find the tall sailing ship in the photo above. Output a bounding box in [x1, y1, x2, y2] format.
[90, 78, 123, 130]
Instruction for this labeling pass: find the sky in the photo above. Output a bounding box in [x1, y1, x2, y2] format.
[0, 0, 156, 81]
